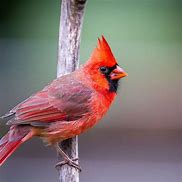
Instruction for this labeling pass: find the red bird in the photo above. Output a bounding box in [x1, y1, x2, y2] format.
[0, 36, 127, 170]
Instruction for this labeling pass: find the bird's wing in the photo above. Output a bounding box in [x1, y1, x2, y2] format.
[5, 74, 93, 126]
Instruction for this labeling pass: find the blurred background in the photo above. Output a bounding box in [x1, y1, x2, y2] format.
[0, 0, 181, 181]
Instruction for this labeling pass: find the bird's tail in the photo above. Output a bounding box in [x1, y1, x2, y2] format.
[0, 125, 33, 166]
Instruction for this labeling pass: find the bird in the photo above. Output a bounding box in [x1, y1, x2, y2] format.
[0, 36, 127, 171]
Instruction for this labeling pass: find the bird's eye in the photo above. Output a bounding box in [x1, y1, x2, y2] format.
[100, 66, 109, 74]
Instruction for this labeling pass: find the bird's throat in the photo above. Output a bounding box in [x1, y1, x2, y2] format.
[106, 78, 119, 92]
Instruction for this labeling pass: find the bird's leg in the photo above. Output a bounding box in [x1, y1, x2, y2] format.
[54, 143, 81, 172]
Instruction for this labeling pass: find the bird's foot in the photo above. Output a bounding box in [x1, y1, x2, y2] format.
[55, 157, 82, 172]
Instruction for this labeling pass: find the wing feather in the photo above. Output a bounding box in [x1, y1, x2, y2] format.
[5, 74, 93, 126]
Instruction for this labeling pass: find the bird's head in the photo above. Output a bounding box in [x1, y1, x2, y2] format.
[84, 36, 127, 92]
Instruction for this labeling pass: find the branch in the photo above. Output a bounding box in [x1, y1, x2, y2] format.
[57, 0, 87, 77]
[56, 0, 87, 181]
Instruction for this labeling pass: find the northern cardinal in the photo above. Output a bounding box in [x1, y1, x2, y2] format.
[0, 36, 127, 170]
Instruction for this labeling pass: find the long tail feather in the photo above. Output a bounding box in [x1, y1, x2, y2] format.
[0, 126, 33, 166]
[0, 139, 22, 166]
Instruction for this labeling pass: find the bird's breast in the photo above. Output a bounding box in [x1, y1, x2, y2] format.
[42, 90, 116, 145]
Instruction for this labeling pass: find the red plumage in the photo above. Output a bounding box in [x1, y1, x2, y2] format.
[0, 36, 127, 166]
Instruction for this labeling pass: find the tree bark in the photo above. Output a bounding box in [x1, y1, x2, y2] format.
[56, 0, 87, 182]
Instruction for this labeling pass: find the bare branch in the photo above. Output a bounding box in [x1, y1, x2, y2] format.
[56, 0, 87, 181]
[57, 0, 87, 77]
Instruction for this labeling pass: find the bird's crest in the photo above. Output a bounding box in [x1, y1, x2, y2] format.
[87, 36, 117, 67]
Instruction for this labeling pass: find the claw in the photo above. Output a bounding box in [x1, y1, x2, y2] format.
[55, 158, 81, 172]
[54, 143, 82, 172]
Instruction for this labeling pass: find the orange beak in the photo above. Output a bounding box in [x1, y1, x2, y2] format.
[110, 65, 128, 80]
